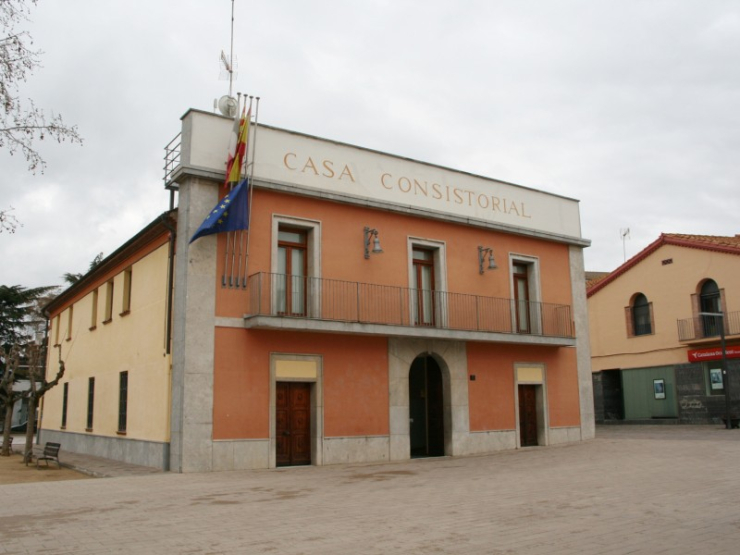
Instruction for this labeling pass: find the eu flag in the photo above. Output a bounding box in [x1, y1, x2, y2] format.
[189, 178, 249, 243]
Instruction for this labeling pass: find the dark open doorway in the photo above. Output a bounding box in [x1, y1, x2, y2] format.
[409, 355, 445, 458]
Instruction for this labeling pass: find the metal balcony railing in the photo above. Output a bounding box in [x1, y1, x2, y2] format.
[163, 133, 181, 186]
[246, 272, 575, 339]
[677, 311, 740, 342]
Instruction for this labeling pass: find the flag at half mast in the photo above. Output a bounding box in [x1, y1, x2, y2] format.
[189, 177, 250, 243]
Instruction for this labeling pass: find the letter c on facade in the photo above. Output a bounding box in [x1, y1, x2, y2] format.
[284, 152, 297, 170]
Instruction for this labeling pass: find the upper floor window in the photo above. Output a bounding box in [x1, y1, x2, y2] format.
[121, 267, 132, 315]
[53, 315, 60, 346]
[509, 255, 541, 335]
[90, 288, 98, 330]
[512, 263, 530, 333]
[699, 279, 722, 337]
[626, 293, 653, 337]
[412, 247, 436, 326]
[104, 280, 114, 323]
[277, 227, 307, 316]
[407, 238, 447, 328]
[66, 305, 73, 341]
[270, 216, 321, 318]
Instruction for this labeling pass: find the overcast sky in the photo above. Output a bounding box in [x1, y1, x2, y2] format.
[2, 0, 739, 288]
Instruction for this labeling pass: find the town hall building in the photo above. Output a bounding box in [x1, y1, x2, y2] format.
[40, 108, 594, 471]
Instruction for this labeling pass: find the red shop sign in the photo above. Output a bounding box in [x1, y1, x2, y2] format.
[687, 346, 740, 363]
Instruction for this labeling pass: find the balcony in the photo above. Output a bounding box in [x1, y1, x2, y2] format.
[677, 311, 740, 343]
[243, 273, 575, 345]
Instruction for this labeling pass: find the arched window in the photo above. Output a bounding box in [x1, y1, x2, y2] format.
[700, 279, 721, 337]
[631, 293, 652, 336]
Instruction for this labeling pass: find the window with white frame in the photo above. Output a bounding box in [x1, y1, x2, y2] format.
[508, 255, 541, 334]
[407, 238, 447, 328]
[271, 216, 321, 318]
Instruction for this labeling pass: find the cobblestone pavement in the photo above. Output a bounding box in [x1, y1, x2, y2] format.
[1, 425, 739, 554]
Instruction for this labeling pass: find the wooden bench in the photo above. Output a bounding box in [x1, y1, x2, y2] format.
[36, 442, 61, 469]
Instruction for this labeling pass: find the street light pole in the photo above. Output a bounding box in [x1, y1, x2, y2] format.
[700, 312, 731, 429]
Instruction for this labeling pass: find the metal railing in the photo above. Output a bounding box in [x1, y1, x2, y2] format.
[677, 311, 740, 342]
[163, 133, 181, 186]
[246, 272, 575, 339]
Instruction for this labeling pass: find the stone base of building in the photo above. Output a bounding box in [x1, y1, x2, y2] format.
[38, 429, 169, 470]
[190, 427, 584, 471]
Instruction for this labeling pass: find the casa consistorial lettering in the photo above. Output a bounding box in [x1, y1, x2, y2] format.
[283, 152, 356, 182]
[379, 173, 531, 219]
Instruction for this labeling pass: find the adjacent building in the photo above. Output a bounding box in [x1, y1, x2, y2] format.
[589, 234, 740, 424]
[40, 108, 594, 471]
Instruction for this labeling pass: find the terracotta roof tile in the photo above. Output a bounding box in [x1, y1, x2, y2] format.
[663, 233, 740, 248]
[587, 232, 740, 297]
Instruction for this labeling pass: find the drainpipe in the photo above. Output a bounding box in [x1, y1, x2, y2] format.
[159, 213, 177, 355]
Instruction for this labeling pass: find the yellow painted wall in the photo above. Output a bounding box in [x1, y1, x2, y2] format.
[589, 244, 739, 372]
[42, 242, 172, 442]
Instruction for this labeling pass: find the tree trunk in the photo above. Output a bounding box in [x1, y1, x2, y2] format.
[23, 395, 37, 464]
[1, 402, 13, 456]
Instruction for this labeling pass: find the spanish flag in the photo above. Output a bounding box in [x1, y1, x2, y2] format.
[225, 106, 250, 185]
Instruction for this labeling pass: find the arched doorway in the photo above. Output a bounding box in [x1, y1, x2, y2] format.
[409, 355, 445, 458]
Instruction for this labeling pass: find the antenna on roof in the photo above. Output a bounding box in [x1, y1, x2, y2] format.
[620, 228, 631, 262]
[214, 0, 238, 117]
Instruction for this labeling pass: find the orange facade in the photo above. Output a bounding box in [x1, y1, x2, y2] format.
[210, 181, 585, 463]
[467, 344, 581, 431]
[213, 328, 389, 439]
[215, 188, 574, 319]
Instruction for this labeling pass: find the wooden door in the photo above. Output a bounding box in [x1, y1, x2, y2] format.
[276, 382, 311, 466]
[518, 384, 538, 447]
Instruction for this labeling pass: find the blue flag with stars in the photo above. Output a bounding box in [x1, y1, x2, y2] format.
[189, 178, 249, 243]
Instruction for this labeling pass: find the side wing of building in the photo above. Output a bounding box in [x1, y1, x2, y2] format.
[41, 213, 176, 468]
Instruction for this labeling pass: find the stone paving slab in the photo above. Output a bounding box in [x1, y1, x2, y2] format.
[1, 425, 739, 554]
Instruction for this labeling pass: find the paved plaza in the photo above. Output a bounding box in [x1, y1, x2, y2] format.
[1, 425, 739, 554]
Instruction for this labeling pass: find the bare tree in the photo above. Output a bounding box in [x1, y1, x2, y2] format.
[0, 344, 22, 456]
[22, 342, 64, 463]
[0, 206, 20, 234]
[1, 0, 83, 230]
[0, 342, 64, 459]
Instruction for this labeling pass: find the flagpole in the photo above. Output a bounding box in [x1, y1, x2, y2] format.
[235, 96, 254, 288]
[229, 94, 251, 287]
[223, 93, 242, 286]
[228, 0, 235, 98]
[243, 95, 260, 287]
